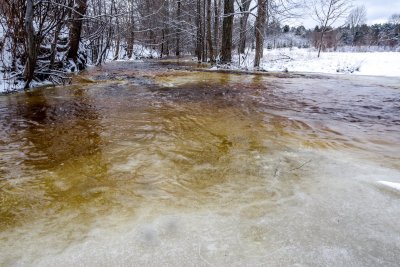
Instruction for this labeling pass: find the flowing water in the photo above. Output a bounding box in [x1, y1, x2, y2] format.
[1, 61, 399, 266]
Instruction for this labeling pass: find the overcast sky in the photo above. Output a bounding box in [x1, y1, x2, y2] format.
[296, 0, 400, 28]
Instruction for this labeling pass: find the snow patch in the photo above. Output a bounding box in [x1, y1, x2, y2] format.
[232, 48, 400, 77]
[376, 181, 400, 192]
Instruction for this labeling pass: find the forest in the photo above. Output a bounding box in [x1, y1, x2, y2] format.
[0, 0, 399, 90]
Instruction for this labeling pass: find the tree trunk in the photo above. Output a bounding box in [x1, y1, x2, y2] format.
[221, 0, 234, 63]
[254, 0, 267, 68]
[317, 0, 334, 58]
[161, 0, 170, 57]
[96, 0, 113, 66]
[126, 2, 135, 59]
[317, 31, 325, 57]
[202, 0, 206, 62]
[206, 0, 214, 62]
[67, 0, 88, 67]
[196, 0, 203, 62]
[23, 0, 37, 89]
[113, 7, 120, 60]
[176, 0, 181, 56]
[50, 23, 62, 69]
[318, 24, 329, 57]
[96, 26, 112, 65]
[213, 0, 220, 56]
[161, 29, 165, 58]
[239, 0, 251, 54]
[126, 30, 134, 59]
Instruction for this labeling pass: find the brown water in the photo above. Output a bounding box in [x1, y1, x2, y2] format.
[1, 61, 400, 266]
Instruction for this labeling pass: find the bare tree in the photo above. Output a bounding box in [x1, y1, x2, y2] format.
[176, 0, 181, 56]
[126, 0, 135, 59]
[195, 0, 203, 62]
[254, 0, 267, 68]
[311, 0, 352, 57]
[221, 0, 234, 63]
[347, 5, 366, 28]
[214, 0, 222, 55]
[67, 0, 88, 68]
[389, 13, 400, 25]
[113, 0, 121, 60]
[346, 5, 366, 46]
[23, 0, 37, 88]
[206, 0, 215, 62]
[238, 0, 251, 54]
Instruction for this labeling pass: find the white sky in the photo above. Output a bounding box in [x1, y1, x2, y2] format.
[292, 0, 400, 28]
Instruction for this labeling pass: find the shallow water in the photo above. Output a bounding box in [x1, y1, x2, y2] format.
[1, 61, 399, 266]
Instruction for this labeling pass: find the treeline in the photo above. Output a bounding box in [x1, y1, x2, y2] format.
[263, 21, 400, 50]
[340, 23, 399, 48]
[1, 0, 304, 90]
[311, 9, 400, 52]
[0, 0, 399, 90]
[311, 23, 400, 51]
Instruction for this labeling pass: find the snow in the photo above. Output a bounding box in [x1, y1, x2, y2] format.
[229, 48, 400, 77]
[377, 181, 400, 192]
[2, 46, 400, 93]
[104, 44, 160, 62]
[0, 44, 160, 93]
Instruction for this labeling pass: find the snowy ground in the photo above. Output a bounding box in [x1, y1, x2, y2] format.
[2, 48, 400, 93]
[231, 48, 400, 77]
[0, 44, 160, 94]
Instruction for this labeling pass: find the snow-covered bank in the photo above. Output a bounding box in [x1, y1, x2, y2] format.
[3, 48, 399, 94]
[230, 48, 400, 77]
[0, 44, 160, 94]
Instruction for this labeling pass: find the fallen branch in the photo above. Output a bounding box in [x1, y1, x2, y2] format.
[290, 159, 312, 171]
[270, 53, 294, 62]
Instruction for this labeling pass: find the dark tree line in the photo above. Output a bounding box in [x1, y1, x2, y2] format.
[341, 23, 400, 48]
[311, 22, 400, 51]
